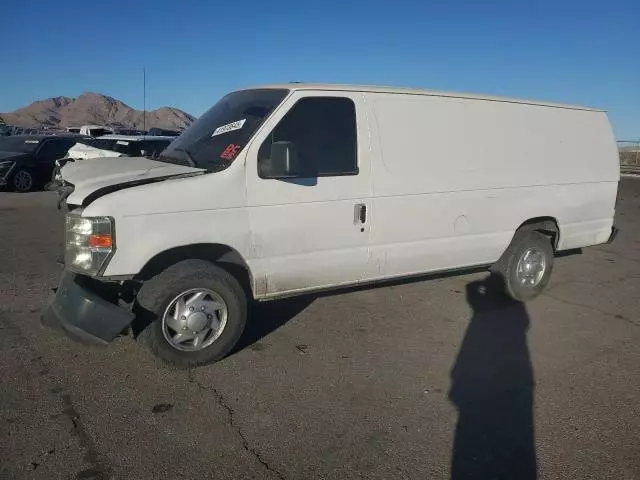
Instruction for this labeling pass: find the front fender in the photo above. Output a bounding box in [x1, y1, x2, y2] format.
[102, 208, 252, 277]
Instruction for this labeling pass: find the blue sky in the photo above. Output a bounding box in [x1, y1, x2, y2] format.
[1, 0, 638, 139]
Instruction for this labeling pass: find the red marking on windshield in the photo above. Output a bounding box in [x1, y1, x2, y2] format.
[220, 144, 241, 161]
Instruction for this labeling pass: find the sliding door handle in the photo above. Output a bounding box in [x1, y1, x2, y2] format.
[355, 204, 367, 224]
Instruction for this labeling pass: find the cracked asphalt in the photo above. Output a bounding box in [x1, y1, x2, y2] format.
[1, 179, 639, 480]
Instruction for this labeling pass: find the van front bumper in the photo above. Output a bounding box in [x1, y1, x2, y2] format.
[42, 272, 135, 344]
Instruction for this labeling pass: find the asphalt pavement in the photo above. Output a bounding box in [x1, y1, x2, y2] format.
[1, 179, 639, 480]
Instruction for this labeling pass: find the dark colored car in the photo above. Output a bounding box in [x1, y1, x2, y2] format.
[0, 135, 78, 192]
[147, 127, 181, 136]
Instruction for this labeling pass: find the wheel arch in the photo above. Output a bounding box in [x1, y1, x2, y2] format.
[515, 216, 560, 250]
[135, 243, 255, 298]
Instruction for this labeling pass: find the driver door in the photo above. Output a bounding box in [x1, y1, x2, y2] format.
[245, 90, 373, 297]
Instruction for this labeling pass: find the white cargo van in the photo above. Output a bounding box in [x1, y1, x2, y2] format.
[43, 84, 620, 366]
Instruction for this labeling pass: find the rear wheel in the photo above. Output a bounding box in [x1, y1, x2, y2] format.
[10, 169, 35, 192]
[492, 230, 554, 302]
[136, 260, 247, 367]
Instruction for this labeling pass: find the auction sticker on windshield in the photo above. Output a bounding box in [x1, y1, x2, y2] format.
[212, 119, 246, 137]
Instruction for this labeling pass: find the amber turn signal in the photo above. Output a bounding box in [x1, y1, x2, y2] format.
[88, 234, 113, 248]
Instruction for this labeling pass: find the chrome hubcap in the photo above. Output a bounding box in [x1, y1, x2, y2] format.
[14, 171, 33, 191]
[161, 288, 228, 352]
[516, 247, 547, 287]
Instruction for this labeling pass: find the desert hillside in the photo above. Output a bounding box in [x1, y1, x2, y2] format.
[0, 92, 195, 131]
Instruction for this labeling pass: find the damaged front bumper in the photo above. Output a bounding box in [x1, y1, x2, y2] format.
[44, 159, 75, 209]
[42, 271, 135, 344]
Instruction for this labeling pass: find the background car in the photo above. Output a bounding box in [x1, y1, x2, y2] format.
[147, 127, 181, 136]
[66, 135, 174, 159]
[51, 135, 176, 186]
[0, 135, 78, 192]
[79, 125, 114, 137]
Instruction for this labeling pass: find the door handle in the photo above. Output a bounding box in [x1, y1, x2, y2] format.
[355, 204, 367, 225]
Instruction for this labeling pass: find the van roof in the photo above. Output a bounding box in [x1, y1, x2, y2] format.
[243, 83, 602, 112]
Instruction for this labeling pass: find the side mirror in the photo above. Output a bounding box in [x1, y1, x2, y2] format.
[259, 141, 300, 178]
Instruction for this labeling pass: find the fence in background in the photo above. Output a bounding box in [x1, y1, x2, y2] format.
[618, 141, 640, 174]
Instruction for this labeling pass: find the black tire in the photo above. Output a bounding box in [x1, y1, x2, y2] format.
[492, 230, 554, 302]
[10, 168, 35, 192]
[136, 260, 247, 368]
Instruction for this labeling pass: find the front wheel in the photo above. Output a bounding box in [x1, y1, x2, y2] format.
[136, 260, 247, 367]
[492, 230, 554, 302]
[10, 168, 35, 192]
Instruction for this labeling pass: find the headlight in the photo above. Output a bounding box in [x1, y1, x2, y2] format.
[64, 214, 115, 276]
[0, 160, 15, 177]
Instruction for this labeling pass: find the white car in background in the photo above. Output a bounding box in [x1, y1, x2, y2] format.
[66, 125, 114, 137]
[52, 135, 175, 184]
[64, 135, 174, 160]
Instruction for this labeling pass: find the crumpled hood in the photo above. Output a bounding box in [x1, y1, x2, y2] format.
[66, 143, 124, 159]
[60, 156, 205, 205]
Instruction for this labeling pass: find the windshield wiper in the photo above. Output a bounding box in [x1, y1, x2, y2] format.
[173, 148, 197, 167]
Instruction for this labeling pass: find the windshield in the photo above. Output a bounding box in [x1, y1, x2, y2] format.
[0, 137, 41, 153]
[159, 89, 289, 171]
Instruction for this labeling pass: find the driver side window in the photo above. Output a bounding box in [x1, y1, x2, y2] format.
[258, 97, 358, 178]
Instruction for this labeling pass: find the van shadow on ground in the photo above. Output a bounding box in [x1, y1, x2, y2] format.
[232, 271, 538, 480]
[233, 266, 495, 354]
[449, 274, 537, 480]
[232, 296, 315, 353]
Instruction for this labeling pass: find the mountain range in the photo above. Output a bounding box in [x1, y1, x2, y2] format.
[0, 92, 195, 131]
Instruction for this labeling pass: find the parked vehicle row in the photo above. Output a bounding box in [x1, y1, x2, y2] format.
[0, 135, 79, 192]
[0, 133, 177, 192]
[2, 124, 183, 139]
[65, 125, 182, 137]
[0, 125, 42, 136]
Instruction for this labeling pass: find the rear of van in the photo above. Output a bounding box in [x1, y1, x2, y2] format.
[366, 92, 618, 276]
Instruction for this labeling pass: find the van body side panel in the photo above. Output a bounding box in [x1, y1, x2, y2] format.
[92, 87, 618, 299]
[366, 93, 618, 277]
[244, 91, 374, 297]
[90, 167, 252, 278]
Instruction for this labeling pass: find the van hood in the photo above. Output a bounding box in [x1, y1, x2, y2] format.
[60, 156, 205, 206]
